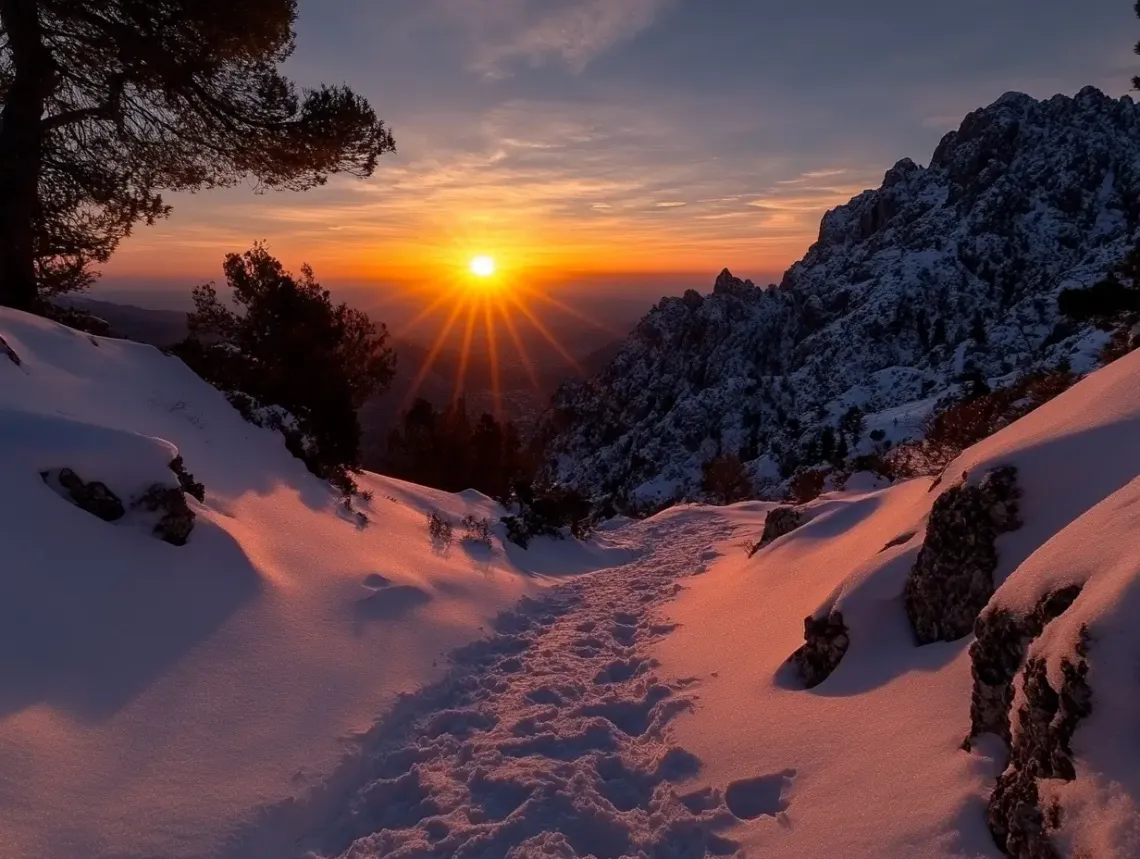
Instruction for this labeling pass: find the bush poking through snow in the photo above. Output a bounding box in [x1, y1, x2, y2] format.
[501, 484, 594, 549]
[55, 468, 126, 521]
[428, 512, 453, 552]
[965, 585, 1083, 747]
[461, 515, 492, 548]
[700, 452, 753, 504]
[786, 467, 829, 504]
[987, 628, 1093, 859]
[134, 486, 196, 546]
[904, 466, 1022, 644]
[169, 455, 205, 502]
[786, 611, 850, 689]
[886, 370, 1079, 479]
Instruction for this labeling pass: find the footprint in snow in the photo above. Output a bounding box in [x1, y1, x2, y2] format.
[725, 769, 797, 820]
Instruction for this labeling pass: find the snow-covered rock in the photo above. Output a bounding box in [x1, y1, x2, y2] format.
[756, 505, 804, 549]
[543, 87, 1140, 505]
[653, 343, 1140, 858]
[0, 307, 612, 859]
[904, 465, 1023, 644]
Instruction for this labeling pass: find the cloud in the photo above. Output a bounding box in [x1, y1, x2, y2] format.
[444, 0, 671, 77]
[655, 201, 687, 208]
[776, 169, 848, 185]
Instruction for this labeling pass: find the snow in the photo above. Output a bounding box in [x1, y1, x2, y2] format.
[3, 303, 1139, 858]
[647, 347, 1140, 859]
[0, 309, 600, 859]
[543, 87, 1140, 505]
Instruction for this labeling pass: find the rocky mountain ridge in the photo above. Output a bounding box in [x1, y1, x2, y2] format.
[542, 86, 1140, 506]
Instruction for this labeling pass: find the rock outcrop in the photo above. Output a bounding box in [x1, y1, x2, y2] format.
[0, 335, 21, 367]
[904, 466, 1022, 644]
[55, 468, 126, 522]
[542, 88, 1140, 508]
[987, 629, 1092, 859]
[787, 612, 850, 689]
[756, 506, 803, 550]
[966, 585, 1083, 746]
[47, 457, 202, 546]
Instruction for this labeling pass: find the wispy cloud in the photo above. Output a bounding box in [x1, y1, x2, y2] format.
[776, 169, 848, 185]
[437, 0, 672, 78]
[105, 0, 1129, 291]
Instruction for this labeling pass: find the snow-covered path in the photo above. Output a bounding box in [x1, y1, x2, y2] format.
[242, 507, 745, 859]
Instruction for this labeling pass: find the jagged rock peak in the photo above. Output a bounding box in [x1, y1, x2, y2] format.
[541, 88, 1140, 509]
[712, 268, 756, 296]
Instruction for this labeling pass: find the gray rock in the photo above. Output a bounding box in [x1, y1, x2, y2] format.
[787, 611, 850, 689]
[904, 466, 1022, 644]
[541, 89, 1140, 509]
[987, 628, 1092, 859]
[57, 468, 125, 522]
[758, 506, 804, 549]
[967, 585, 1082, 746]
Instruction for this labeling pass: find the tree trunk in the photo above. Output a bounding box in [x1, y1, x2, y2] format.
[0, 0, 51, 311]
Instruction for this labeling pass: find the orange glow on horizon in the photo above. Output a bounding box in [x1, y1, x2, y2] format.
[389, 244, 617, 414]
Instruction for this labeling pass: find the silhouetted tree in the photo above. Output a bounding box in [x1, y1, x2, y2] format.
[700, 452, 753, 505]
[1134, 0, 1140, 90]
[839, 406, 865, 446]
[0, 0, 394, 309]
[1059, 244, 1140, 325]
[384, 398, 535, 499]
[178, 244, 395, 492]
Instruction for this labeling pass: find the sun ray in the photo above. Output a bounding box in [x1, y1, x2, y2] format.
[496, 301, 543, 394]
[483, 298, 503, 420]
[503, 291, 583, 373]
[514, 284, 626, 338]
[395, 284, 465, 338]
[453, 299, 479, 404]
[403, 296, 468, 408]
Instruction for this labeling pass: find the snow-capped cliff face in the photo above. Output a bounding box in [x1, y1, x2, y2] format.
[543, 87, 1140, 505]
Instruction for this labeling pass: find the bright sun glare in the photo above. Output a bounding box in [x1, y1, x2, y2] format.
[470, 255, 495, 278]
[396, 247, 624, 418]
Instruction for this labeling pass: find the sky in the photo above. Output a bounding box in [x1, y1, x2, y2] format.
[101, 0, 1134, 306]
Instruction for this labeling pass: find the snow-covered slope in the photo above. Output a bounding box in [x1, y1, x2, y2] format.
[261, 343, 1140, 859]
[0, 308, 629, 859]
[543, 87, 1139, 506]
[652, 345, 1140, 858]
[3, 305, 1139, 858]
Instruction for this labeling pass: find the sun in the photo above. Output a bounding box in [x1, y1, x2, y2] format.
[470, 255, 495, 278]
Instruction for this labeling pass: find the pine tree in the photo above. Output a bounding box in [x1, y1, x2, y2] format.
[970, 311, 988, 345]
[179, 244, 395, 489]
[0, 1, 394, 309]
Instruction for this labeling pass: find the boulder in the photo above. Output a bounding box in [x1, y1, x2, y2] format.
[904, 466, 1022, 644]
[787, 611, 850, 689]
[57, 468, 125, 522]
[966, 586, 1082, 746]
[757, 506, 804, 550]
[987, 629, 1092, 859]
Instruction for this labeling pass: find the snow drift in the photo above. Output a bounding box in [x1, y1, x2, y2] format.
[0, 308, 615, 859]
[654, 345, 1140, 858]
[2, 304, 1139, 859]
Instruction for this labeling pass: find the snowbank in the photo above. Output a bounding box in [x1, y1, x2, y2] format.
[0, 309, 615, 859]
[653, 348, 1140, 858]
[5, 303, 1139, 858]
